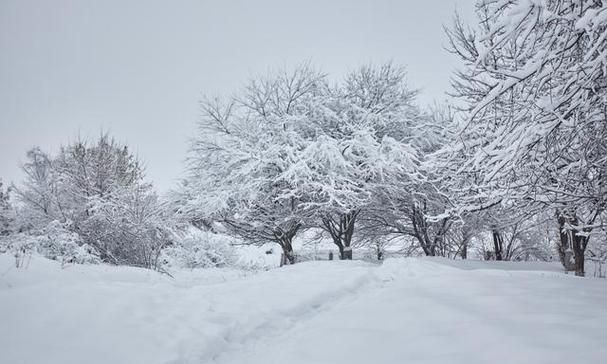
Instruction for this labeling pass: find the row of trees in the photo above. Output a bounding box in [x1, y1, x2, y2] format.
[171, 63, 456, 265]
[173, 0, 607, 275]
[1, 0, 605, 276]
[445, 0, 607, 275]
[171, 60, 570, 268]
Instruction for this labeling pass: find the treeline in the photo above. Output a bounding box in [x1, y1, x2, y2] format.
[1, 0, 606, 276]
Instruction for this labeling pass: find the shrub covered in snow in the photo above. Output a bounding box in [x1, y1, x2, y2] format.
[161, 229, 281, 271]
[10, 135, 171, 269]
[162, 229, 236, 269]
[0, 179, 14, 236]
[0, 221, 101, 266]
[232, 244, 280, 271]
[37, 224, 101, 265]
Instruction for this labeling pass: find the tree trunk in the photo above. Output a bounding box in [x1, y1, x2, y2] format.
[492, 229, 504, 261]
[280, 246, 296, 266]
[557, 214, 575, 271]
[341, 211, 357, 260]
[460, 226, 470, 259]
[274, 222, 301, 267]
[337, 244, 345, 260]
[460, 230, 469, 260]
[410, 203, 450, 257]
[556, 211, 588, 276]
[321, 210, 359, 261]
[572, 234, 587, 277]
[460, 225, 472, 259]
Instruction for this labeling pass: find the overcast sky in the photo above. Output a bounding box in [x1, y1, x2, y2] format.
[0, 0, 475, 192]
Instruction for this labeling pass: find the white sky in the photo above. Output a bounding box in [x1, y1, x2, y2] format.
[0, 0, 475, 192]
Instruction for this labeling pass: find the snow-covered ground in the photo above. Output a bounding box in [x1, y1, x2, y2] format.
[1, 254, 606, 364]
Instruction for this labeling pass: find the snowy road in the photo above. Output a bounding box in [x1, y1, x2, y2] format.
[1, 255, 606, 364]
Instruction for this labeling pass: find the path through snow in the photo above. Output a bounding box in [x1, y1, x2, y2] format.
[215, 259, 607, 364]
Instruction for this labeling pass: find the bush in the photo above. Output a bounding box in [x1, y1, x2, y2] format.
[232, 244, 280, 270]
[0, 221, 101, 266]
[162, 229, 236, 269]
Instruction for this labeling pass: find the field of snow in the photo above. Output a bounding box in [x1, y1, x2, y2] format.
[1, 254, 606, 364]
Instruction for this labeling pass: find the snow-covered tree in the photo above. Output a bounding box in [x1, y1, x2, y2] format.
[446, 0, 607, 275]
[178, 65, 325, 265]
[472, 204, 553, 261]
[358, 103, 459, 257]
[14, 148, 56, 229]
[0, 179, 14, 236]
[287, 63, 423, 259]
[81, 182, 171, 268]
[13, 134, 170, 268]
[179, 63, 430, 262]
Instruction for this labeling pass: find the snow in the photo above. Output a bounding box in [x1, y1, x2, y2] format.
[1, 254, 606, 364]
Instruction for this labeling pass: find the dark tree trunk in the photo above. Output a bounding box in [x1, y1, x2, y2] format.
[461, 242, 468, 260]
[336, 244, 345, 260]
[572, 234, 588, 277]
[321, 210, 360, 260]
[341, 210, 357, 260]
[410, 203, 451, 257]
[459, 227, 470, 260]
[374, 243, 384, 260]
[492, 229, 504, 261]
[280, 249, 295, 266]
[411, 203, 434, 256]
[279, 241, 296, 266]
[556, 211, 589, 276]
[274, 222, 301, 267]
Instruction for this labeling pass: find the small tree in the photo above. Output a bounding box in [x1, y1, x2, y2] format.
[13, 134, 168, 268]
[0, 179, 14, 236]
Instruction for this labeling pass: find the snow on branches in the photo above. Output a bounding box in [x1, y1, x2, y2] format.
[446, 0, 607, 274]
[177, 63, 442, 261]
[12, 134, 171, 268]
